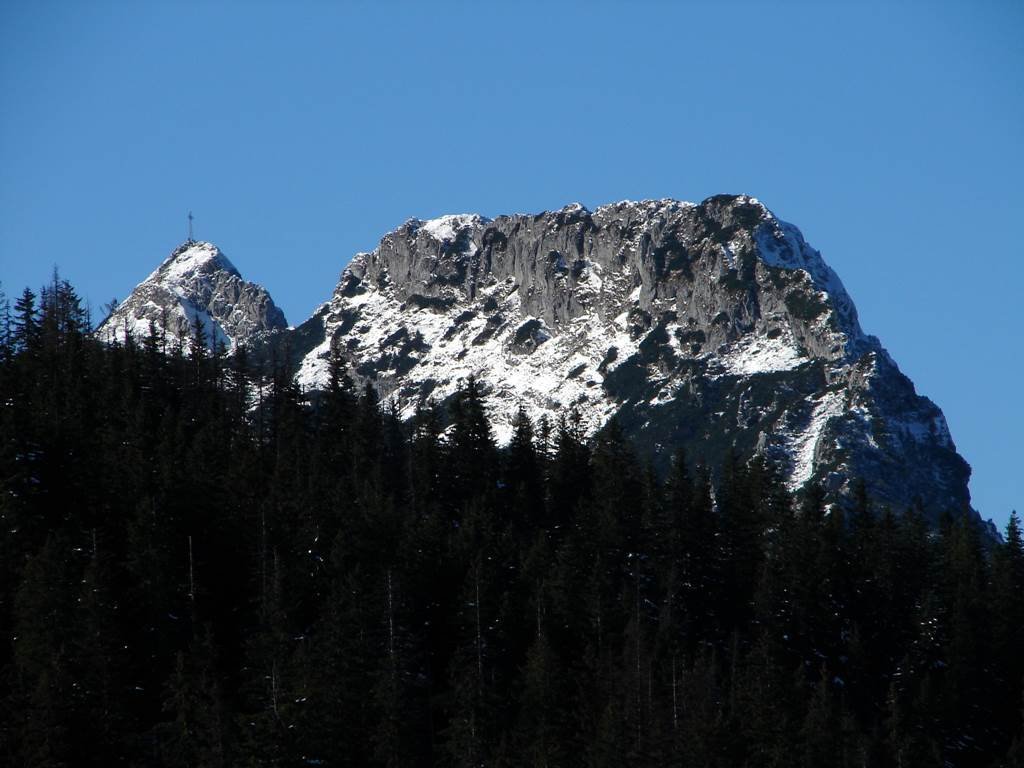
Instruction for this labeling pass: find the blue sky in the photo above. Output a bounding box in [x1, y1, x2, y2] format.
[1, 1, 1021, 529]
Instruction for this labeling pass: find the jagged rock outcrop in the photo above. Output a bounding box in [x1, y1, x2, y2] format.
[98, 240, 287, 350]
[292, 195, 971, 518]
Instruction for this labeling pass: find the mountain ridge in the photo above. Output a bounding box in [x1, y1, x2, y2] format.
[99, 195, 977, 525]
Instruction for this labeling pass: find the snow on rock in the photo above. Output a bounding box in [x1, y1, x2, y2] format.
[294, 333, 334, 391]
[297, 269, 641, 444]
[98, 240, 287, 351]
[150, 241, 239, 284]
[754, 214, 866, 355]
[417, 214, 489, 244]
[285, 194, 973, 520]
[711, 330, 807, 377]
[784, 389, 848, 490]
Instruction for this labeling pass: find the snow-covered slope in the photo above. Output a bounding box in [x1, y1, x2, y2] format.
[289, 195, 971, 516]
[98, 240, 287, 350]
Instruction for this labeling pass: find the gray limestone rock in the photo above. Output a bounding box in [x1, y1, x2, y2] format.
[98, 240, 287, 351]
[290, 195, 973, 522]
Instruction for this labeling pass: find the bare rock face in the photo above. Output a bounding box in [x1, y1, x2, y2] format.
[98, 241, 287, 350]
[292, 195, 971, 518]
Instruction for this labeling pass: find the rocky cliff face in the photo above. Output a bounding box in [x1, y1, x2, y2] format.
[98, 240, 287, 350]
[292, 195, 971, 516]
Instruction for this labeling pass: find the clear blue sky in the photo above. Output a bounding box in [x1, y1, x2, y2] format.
[1, 1, 1021, 529]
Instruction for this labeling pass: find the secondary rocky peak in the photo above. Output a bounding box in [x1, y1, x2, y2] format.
[99, 239, 287, 351]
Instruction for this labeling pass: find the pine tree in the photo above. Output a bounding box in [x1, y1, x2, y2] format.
[446, 376, 498, 509]
[68, 545, 129, 765]
[13, 287, 39, 353]
[0, 282, 12, 361]
[716, 452, 764, 639]
[678, 462, 718, 654]
[504, 405, 545, 541]
[12, 534, 75, 687]
[546, 410, 590, 535]
[298, 567, 376, 767]
[1005, 693, 1024, 767]
[443, 549, 501, 768]
[512, 590, 565, 768]
[800, 667, 840, 768]
[990, 511, 1024, 752]
[158, 625, 227, 768]
[373, 568, 415, 768]
[939, 511, 992, 756]
[20, 658, 72, 768]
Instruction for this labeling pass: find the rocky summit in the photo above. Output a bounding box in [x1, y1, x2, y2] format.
[98, 240, 287, 350]
[104, 195, 974, 521]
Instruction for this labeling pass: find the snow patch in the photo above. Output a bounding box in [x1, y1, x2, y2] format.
[786, 390, 847, 490]
[294, 329, 334, 391]
[419, 214, 485, 243]
[712, 332, 806, 377]
[150, 242, 236, 283]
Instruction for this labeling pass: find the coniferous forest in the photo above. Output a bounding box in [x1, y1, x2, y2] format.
[1, 276, 1023, 768]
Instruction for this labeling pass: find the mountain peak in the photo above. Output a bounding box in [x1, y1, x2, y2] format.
[99, 240, 286, 350]
[149, 240, 239, 283]
[289, 195, 971, 521]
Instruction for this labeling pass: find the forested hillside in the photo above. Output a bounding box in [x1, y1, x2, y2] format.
[1, 277, 1022, 767]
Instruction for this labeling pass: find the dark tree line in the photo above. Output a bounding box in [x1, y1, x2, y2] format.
[0, 275, 1022, 767]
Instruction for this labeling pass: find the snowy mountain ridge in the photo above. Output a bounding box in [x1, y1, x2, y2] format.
[101, 195, 974, 521]
[295, 195, 859, 443]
